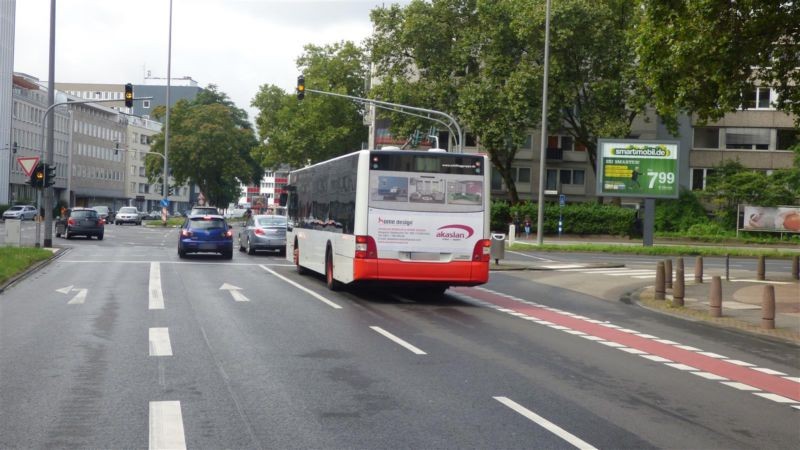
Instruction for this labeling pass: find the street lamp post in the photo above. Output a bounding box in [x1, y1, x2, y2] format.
[535, 0, 552, 245]
[163, 0, 173, 204]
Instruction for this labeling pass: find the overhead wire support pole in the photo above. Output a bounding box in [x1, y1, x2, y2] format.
[304, 88, 464, 153]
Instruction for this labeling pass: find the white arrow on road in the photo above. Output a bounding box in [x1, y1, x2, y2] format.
[219, 283, 250, 302]
[56, 286, 88, 304]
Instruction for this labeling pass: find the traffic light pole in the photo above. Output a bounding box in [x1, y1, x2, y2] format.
[369, 103, 456, 149]
[303, 88, 465, 153]
[38, 97, 152, 247]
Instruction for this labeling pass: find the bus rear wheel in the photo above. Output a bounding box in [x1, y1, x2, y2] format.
[325, 248, 342, 291]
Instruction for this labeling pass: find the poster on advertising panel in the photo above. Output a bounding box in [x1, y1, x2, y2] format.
[742, 205, 800, 233]
[368, 208, 484, 253]
[596, 139, 680, 199]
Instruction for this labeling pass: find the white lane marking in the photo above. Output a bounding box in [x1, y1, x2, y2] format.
[219, 283, 250, 302]
[259, 265, 342, 309]
[697, 351, 727, 359]
[733, 279, 791, 285]
[619, 348, 647, 355]
[149, 401, 186, 450]
[722, 382, 760, 391]
[370, 326, 427, 355]
[692, 372, 728, 381]
[666, 363, 698, 371]
[599, 341, 626, 348]
[753, 393, 797, 404]
[56, 285, 74, 294]
[641, 355, 672, 363]
[631, 275, 657, 279]
[494, 397, 598, 450]
[67, 288, 88, 305]
[149, 262, 164, 310]
[540, 264, 586, 269]
[506, 250, 553, 261]
[784, 377, 800, 384]
[675, 345, 701, 351]
[654, 339, 680, 345]
[753, 367, 788, 376]
[580, 335, 605, 341]
[149, 328, 173, 356]
[725, 359, 756, 367]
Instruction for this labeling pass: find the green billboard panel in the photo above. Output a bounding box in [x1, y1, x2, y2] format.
[596, 139, 680, 199]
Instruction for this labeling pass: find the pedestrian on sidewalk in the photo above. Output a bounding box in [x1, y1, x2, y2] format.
[523, 215, 532, 239]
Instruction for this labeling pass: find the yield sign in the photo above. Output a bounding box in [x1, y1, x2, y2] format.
[17, 156, 40, 177]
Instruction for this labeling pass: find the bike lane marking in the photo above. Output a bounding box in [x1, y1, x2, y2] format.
[452, 286, 800, 407]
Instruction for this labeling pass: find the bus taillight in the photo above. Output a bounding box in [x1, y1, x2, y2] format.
[355, 235, 377, 259]
[472, 239, 491, 262]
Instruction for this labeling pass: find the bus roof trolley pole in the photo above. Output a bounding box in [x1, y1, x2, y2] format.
[300, 83, 464, 154]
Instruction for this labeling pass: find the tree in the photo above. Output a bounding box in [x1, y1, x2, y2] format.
[369, 0, 648, 203]
[147, 86, 262, 208]
[703, 160, 798, 228]
[635, 0, 800, 131]
[251, 41, 369, 169]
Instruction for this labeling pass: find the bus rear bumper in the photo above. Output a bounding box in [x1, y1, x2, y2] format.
[353, 259, 489, 286]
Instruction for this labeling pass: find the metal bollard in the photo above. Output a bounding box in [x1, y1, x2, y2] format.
[757, 255, 765, 281]
[655, 261, 665, 300]
[761, 285, 775, 329]
[725, 254, 730, 281]
[792, 255, 799, 280]
[709, 276, 722, 317]
[694, 256, 704, 283]
[673, 267, 685, 307]
[665, 258, 673, 289]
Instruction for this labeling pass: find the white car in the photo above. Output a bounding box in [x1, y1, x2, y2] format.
[3, 205, 37, 221]
[114, 206, 142, 225]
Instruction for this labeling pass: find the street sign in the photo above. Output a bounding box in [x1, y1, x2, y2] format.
[596, 139, 680, 199]
[17, 156, 40, 177]
[160, 198, 170, 208]
[559, 194, 566, 206]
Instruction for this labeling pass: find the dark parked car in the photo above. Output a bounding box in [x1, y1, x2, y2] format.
[91, 205, 114, 224]
[238, 214, 287, 255]
[55, 208, 104, 240]
[178, 215, 233, 259]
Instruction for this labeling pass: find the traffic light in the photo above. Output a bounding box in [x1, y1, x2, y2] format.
[124, 83, 133, 108]
[296, 75, 305, 100]
[28, 162, 45, 188]
[168, 185, 175, 196]
[45, 164, 56, 187]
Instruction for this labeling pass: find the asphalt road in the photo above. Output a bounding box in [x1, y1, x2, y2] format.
[1, 224, 798, 449]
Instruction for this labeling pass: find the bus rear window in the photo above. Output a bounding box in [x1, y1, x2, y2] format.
[369, 151, 484, 175]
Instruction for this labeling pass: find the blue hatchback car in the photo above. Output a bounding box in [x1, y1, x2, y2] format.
[178, 215, 234, 259]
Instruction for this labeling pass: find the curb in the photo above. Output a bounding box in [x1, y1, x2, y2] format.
[0, 247, 69, 294]
[490, 262, 625, 272]
[627, 285, 800, 347]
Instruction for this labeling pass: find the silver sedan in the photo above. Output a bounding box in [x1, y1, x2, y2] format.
[237, 214, 287, 255]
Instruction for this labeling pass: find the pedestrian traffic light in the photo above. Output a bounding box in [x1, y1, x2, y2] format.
[296, 75, 305, 100]
[124, 83, 134, 108]
[28, 162, 45, 188]
[45, 164, 56, 187]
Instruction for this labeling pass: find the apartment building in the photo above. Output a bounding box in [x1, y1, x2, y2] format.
[9, 73, 71, 206]
[240, 167, 290, 212]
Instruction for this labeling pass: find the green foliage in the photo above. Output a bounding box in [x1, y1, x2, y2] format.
[0, 247, 52, 285]
[0, 204, 9, 216]
[510, 242, 798, 259]
[654, 189, 709, 232]
[148, 86, 261, 208]
[251, 41, 368, 169]
[703, 160, 799, 228]
[492, 201, 636, 236]
[635, 0, 800, 131]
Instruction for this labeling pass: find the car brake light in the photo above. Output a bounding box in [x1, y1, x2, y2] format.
[355, 235, 377, 259]
[225, 229, 233, 238]
[181, 229, 192, 237]
[472, 239, 491, 262]
[254, 228, 265, 236]
[67, 218, 76, 226]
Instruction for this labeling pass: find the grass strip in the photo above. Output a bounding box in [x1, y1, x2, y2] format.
[0, 247, 53, 285]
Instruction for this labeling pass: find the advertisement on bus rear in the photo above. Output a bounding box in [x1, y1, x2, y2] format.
[368, 208, 484, 253]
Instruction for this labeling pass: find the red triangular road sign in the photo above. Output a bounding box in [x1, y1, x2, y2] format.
[17, 157, 40, 177]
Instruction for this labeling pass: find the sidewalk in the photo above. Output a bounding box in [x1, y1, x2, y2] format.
[489, 237, 800, 345]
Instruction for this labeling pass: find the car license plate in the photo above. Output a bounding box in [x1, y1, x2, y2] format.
[199, 243, 217, 250]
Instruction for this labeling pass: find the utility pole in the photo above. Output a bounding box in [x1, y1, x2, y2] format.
[43, 0, 56, 247]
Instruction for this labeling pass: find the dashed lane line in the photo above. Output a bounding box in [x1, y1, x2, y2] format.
[259, 264, 342, 309]
[370, 326, 427, 355]
[494, 397, 598, 450]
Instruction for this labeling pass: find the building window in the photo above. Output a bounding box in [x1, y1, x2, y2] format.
[521, 134, 532, 150]
[545, 169, 558, 190]
[691, 168, 716, 190]
[777, 129, 799, 150]
[143, 100, 151, 109]
[725, 128, 769, 150]
[465, 133, 477, 147]
[512, 167, 531, 184]
[742, 86, 774, 110]
[694, 127, 720, 149]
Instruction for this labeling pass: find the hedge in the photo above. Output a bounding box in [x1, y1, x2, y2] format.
[492, 201, 637, 236]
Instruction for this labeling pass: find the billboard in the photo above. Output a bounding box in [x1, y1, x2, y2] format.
[596, 139, 680, 199]
[742, 206, 800, 233]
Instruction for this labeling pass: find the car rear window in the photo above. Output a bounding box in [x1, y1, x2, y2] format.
[257, 217, 286, 227]
[72, 210, 98, 219]
[189, 218, 226, 230]
[120, 207, 137, 213]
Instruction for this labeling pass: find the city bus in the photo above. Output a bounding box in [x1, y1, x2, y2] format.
[281, 149, 491, 294]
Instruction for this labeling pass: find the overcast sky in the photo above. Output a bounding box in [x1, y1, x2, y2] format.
[13, 0, 409, 124]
